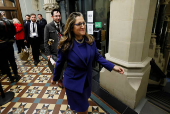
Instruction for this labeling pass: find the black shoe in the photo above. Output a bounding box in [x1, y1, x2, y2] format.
[34, 61, 38, 66]
[10, 77, 15, 83]
[34, 60, 40, 66]
[14, 75, 21, 82]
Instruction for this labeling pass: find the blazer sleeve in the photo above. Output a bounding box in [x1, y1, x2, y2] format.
[44, 25, 51, 56]
[94, 42, 115, 71]
[24, 23, 28, 41]
[37, 23, 43, 37]
[53, 48, 67, 81]
[42, 19, 47, 28]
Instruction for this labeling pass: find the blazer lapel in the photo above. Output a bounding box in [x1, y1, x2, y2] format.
[51, 21, 56, 29]
[86, 43, 91, 65]
[28, 23, 30, 35]
[72, 40, 87, 66]
[36, 22, 39, 34]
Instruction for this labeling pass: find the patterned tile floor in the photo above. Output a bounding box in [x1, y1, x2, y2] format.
[0, 52, 117, 114]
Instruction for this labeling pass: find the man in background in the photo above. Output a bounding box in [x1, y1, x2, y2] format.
[23, 14, 31, 48]
[37, 14, 47, 53]
[24, 13, 42, 66]
[23, 14, 30, 25]
[37, 14, 47, 28]
[44, 9, 65, 88]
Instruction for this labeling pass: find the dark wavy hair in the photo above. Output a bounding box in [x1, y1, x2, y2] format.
[57, 12, 94, 52]
[51, 9, 61, 16]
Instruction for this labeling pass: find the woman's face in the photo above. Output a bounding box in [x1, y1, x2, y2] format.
[72, 16, 86, 38]
[13, 20, 16, 24]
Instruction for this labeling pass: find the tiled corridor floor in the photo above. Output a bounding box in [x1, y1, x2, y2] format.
[0, 52, 110, 114]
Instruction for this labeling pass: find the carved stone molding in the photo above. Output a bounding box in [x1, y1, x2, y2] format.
[164, 16, 170, 21]
[43, 3, 59, 12]
[150, 38, 156, 44]
[151, 34, 157, 38]
[44, 0, 56, 4]
[160, 0, 170, 4]
[127, 77, 142, 91]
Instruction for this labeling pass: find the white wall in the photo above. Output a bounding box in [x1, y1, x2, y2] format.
[19, 0, 46, 20]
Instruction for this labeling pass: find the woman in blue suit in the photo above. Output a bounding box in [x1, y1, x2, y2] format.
[52, 12, 124, 114]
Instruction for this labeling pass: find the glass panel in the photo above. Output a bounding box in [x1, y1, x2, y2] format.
[75, 0, 92, 22]
[0, 0, 5, 7]
[93, 0, 110, 53]
[4, 0, 16, 7]
[0, 10, 17, 20]
[74, 0, 110, 33]
[93, 0, 110, 31]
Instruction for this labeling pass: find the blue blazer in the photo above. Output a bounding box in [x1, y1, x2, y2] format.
[24, 22, 42, 41]
[53, 40, 115, 93]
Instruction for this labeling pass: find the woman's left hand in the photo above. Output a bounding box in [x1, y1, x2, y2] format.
[113, 66, 124, 74]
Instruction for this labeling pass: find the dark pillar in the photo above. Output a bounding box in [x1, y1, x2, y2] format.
[163, 29, 170, 55]
[155, 4, 167, 45]
[152, 0, 161, 34]
[160, 20, 168, 53]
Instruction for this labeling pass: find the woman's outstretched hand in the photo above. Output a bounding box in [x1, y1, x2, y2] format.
[113, 66, 124, 74]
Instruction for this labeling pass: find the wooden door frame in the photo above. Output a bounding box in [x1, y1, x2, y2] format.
[0, 0, 23, 27]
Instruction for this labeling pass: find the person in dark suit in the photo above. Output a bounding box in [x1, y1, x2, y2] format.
[23, 14, 31, 48]
[44, 9, 65, 88]
[37, 14, 47, 29]
[23, 14, 30, 25]
[24, 13, 42, 66]
[37, 14, 47, 53]
[51, 12, 124, 113]
[0, 13, 21, 83]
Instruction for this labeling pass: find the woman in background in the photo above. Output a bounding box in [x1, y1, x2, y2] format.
[52, 12, 124, 114]
[13, 18, 25, 54]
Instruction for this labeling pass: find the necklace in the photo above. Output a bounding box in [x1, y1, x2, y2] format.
[75, 38, 84, 44]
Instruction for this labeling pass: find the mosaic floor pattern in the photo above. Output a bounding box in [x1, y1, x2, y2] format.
[0, 52, 110, 114]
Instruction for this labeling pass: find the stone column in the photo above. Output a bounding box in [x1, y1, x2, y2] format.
[162, 16, 170, 53]
[100, 0, 157, 109]
[43, 0, 59, 24]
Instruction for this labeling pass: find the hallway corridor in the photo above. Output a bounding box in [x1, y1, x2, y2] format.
[0, 52, 109, 114]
